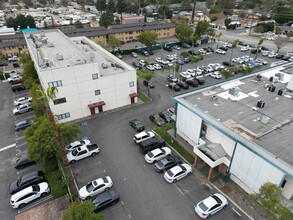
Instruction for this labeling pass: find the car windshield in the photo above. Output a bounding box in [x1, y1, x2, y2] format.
[166, 169, 174, 177]
[198, 201, 208, 211]
[86, 182, 95, 192]
[156, 159, 166, 167]
[102, 177, 108, 183]
[148, 152, 154, 158]
[32, 184, 40, 192]
[17, 177, 23, 186]
[71, 149, 78, 156]
[212, 195, 222, 204]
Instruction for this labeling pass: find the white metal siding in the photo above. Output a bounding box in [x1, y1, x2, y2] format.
[176, 104, 202, 145]
[230, 143, 284, 193]
[205, 126, 235, 157]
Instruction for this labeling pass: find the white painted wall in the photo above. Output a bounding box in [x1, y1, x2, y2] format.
[39, 62, 136, 122]
[230, 142, 285, 193]
[205, 126, 235, 157]
[282, 178, 293, 199]
[176, 104, 202, 145]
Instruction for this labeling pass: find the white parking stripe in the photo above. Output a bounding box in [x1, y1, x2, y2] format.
[0, 143, 16, 152]
[16, 142, 27, 148]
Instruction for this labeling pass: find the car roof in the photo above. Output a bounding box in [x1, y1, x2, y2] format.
[202, 195, 218, 208]
[22, 170, 43, 179]
[135, 131, 152, 138]
[15, 120, 29, 126]
[11, 185, 34, 201]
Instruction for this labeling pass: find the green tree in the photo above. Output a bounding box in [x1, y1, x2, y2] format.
[252, 182, 292, 220]
[194, 20, 209, 37]
[25, 117, 60, 163]
[117, 0, 127, 22]
[138, 30, 158, 51]
[96, 0, 107, 11]
[175, 23, 193, 44]
[62, 201, 103, 220]
[224, 18, 232, 29]
[74, 21, 83, 28]
[255, 37, 265, 60]
[107, 34, 121, 50]
[206, 28, 216, 48]
[229, 39, 239, 64]
[137, 69, 155, 97]
[99, 12, 113, 28]
[22, 60, 39, 89]
[107, 0, 116, 13]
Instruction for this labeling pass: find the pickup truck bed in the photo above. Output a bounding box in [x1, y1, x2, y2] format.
[87, 144, 99, 151]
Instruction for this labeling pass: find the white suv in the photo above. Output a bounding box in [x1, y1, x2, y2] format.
[10, 182, 50, 209]
[14, 97, 32, 106]
[13, 104, 33, 115]
[133, 131, 155, 144]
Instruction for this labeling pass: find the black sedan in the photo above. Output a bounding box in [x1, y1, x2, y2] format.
[185, 79, 199, 87]
[143, 80, 155, 88]
[168, 83, 181, 91]
[163, 45, 172, 51]
[194, 78, 205, 85]
[15, 153, 36, 169]
[177, 81, 189, 90]
[92, 190, 120, 212]
[154, 155, 181, 173]
[129, 119, 145, 132]
[9, 171, 45, 194]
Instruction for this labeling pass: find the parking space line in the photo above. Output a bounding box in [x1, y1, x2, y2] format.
[174, 183, 185, 195]
[16, 142, 27, 148]
[0, 143, 16, 152]
[18, 195, 53, 213]
[15, 136, 25, 141]
[14, 115, 34, 123]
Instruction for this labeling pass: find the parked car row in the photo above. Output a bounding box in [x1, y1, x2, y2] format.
[149, 108, 174, 127]
[9, 170, 50, 209]
[133, 131, 192, 183]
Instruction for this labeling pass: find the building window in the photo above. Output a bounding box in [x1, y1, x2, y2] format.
[57, 112, 70, 120]
[48, 80, 62, 87]
[92, 73, 98, 80]
[129, 81, 134, 87]
[53, 97, 67, 105]
[95, 89, 101, 95]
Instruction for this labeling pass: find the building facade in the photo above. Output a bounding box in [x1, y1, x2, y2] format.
[0, 22, 176, 57]
[173, 63, 293, 200]
[24, 29, 137, 122]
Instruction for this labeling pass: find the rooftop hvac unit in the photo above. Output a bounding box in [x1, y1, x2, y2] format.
[229, 87, 240, 97]
[262, 116, 270, 124]
[275, 72, 284, 81]
[267, 84, 276, 92]
[257, 100, 265, 108]
[41, 37, 48, 44]
[56, 54, 64, 61]
[256, 74, 262, 81]
[278, 89, 286, 96]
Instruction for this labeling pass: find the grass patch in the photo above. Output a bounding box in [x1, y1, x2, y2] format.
[155, 124, 195, 164]
[46, 170, 68, 198]
[44, 156, 68, 199]
[138, 90, 151, 102]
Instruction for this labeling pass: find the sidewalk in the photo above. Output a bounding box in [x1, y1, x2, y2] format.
[167, 130, 268, 220]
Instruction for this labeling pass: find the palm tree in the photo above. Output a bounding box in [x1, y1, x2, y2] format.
[138, 70, 155, 97]
[215, 32, 223, 49]
[255, 37, 265, 60]
[229, 39, 240, 65]
[35, 86, 74, 201]
[206, 28, 216, 48]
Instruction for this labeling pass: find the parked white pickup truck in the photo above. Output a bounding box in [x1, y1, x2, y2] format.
[66, 144, 100, 164]
[7, 56, 18, 62]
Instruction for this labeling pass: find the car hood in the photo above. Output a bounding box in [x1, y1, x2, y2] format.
[9, 180, 19, 193]
[13, 108, 19, 113]
[66, 152, 75, 161]
[78, 185, 89, 199]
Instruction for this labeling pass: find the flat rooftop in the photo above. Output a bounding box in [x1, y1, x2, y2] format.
[24, 29, 132, 72]
[181, 63, 293, 166]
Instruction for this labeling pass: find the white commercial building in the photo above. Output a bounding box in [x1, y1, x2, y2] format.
[173, 63, 293, 200]
[24, 29, 137, 122]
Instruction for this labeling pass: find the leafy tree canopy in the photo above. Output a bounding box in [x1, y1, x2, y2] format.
[138, 30, 158, 48]
[116, 0, 127, 14]
[195, 20, 209, 37]
[108, 34, 121, 49]
[62, 201, 103, 220]
[99, 12, 114, 28]
[252, 182, 292, 220]
[175, 23, 193, 43]
[96, 0, 107, 11]
[107, 0, 116, 13]
[5, 14, 36, 30]
[22, 60, 39, 89]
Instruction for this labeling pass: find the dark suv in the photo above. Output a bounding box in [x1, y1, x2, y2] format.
[139, 137, 165, 154]
[9, 171, 45, 194]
